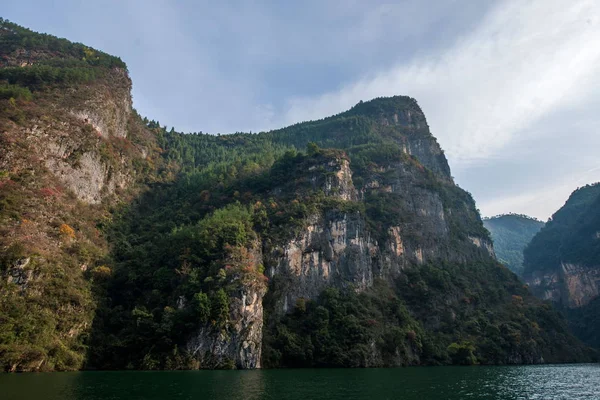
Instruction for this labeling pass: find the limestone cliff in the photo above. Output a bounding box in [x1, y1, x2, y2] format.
[265, 150, 493, 318]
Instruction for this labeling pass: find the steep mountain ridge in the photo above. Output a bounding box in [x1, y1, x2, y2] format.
[524, 184, 600, 307]
[0, 19, 594, 371]
[0, 18, 161, 371]
[524, 183, 600, 348]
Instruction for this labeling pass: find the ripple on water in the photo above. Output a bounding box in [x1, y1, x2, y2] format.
[0, 364, 599, 400]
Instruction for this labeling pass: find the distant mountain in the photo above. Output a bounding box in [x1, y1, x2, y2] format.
[483, 214, 544, 276]
[524, 183, 600, 348]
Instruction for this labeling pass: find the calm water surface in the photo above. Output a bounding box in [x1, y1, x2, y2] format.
[1, 364, 599, 400]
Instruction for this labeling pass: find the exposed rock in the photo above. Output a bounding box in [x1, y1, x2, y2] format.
[527, 263, 600, 308]
[6, 257, 33, 288]
[469, 236, 496, 258]
[269, 211, 375, 314]
[186, 281, 267, 369]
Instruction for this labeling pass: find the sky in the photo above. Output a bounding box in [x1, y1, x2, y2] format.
[4, 0, 600, 220]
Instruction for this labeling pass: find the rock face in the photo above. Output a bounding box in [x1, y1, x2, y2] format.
[346, 99, 452, 179]
[527, 263, 600, 308]
[269, 211, 376, 315]
[186, 280, 267, 369]
[68, 68, 132, 140]
[175, 104, 497, 369]
[24, 70, 133, 204]
[267, 155, 493, 315]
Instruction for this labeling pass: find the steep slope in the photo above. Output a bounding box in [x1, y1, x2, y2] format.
[524, 183, 600, 348]
[90, 102, 591, 368]
[0, 19, 594, 371]
[483, 214, 544, 276]
[0, 19, 161, 371]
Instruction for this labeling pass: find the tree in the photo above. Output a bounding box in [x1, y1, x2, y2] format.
[307, 142, 320, 156]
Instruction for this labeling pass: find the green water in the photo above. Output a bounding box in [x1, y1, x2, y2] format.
[1, 364, 599, 400]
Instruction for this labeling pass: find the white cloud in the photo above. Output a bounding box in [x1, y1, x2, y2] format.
[480, 166, 600, 220]
[274, 0, 600, 164]
[8, 0, 600, 219]
[261, 0, 600, 219]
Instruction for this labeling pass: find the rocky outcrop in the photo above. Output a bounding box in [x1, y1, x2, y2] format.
[527, 263, 600, 308]
[44, 149, 128, 204]
[469, 236, 496, 258]
[265, 150, 493, 319]
[68, 68, 132, 139]
[184, 240, 269, 369]
[6, 69, 137, 204]
[268, 211, 376, 314]
[5, 257, 33, 288]
[355, 100, 452, 179]
[322, 158, 357, 201]
[186, 281, 267, 369]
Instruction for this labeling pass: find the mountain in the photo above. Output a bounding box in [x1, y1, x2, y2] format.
[524, 183, 600, 348]
[0, 19, 594, 371]
[483, 214, 544, 276]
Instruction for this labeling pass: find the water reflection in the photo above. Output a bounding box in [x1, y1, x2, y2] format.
[1, 364, 599, 400]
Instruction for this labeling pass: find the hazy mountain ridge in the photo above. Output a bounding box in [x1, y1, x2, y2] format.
[0, 19, 594, 371]
[483, 214, 544, 276]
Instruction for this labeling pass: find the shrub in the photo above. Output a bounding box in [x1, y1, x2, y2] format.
[59, 223, 75, 239]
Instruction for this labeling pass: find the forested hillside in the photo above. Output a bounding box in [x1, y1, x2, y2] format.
[0, 19, 595, 371]
[483, 214, 544, 276]
[524, 183, 600, 349]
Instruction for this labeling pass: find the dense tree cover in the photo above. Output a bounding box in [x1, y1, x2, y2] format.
[524, 183, 600, 273]
[566, 296, 600, 349]
[0, 83, 32, 101]
[0, 18, 125, 69]
[483, 214, 544, 276]
[0, 19, 124, 96]
[89, 201, 266, 369]
[523, 183, 600, 349]
[87, 116, 591, 368]
[264, 262, 590, 367]
[0, 62, 98, 88]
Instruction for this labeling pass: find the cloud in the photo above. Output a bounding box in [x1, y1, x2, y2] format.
[6, 0, 600, 219]
[273, 0, 600, 164]
[480, 166, 600, 220]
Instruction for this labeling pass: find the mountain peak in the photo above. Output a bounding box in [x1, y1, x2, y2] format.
[341, 95, 428, 130]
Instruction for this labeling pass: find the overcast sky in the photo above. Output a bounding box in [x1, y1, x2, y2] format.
[4, 0, 600, 220]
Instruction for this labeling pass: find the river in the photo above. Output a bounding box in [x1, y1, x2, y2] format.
[1, 364, 599, 399]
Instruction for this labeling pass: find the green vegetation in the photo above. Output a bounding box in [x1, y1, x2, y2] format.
[524, 183, 600, 273]
[566, 296, 600, 349]
[0, 19, 595, 371]
[483, 214, 544, 276]
[264, 261, 590, 367]
[0, 63, 98, 88]
[0, 83, 32, 101]
[523, 183, 600, 349]
[0, 18, 125, 69]
[0, 19, 125, 96]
